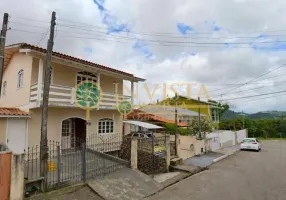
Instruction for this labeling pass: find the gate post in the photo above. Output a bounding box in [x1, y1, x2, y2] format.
[165, 134, 170, 172]
[82, 143, 86, 182]
[56, 145, 61, 186]
[130, 137, 138, 169]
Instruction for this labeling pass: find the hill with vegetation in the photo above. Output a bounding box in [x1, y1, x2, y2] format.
[221, 110, 286, 120]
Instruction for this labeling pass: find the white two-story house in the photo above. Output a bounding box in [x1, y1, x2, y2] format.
[0, 43, 144, 153]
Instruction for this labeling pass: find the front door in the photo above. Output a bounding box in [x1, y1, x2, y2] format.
[7, 119, 27, 153]
[61, 119, 75, 149]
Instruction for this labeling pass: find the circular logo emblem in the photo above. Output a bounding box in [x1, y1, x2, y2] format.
[75, 81, 101, 108]
[118, 101, 132, 115]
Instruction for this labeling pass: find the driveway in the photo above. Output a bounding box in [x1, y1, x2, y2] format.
[147, 140, 286, 200]
[183, 152, 224, 167]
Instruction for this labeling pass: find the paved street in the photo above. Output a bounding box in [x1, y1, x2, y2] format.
[147, 141, 286, 200]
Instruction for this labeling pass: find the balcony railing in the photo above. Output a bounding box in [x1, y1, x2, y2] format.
[30, 83, 131, 109]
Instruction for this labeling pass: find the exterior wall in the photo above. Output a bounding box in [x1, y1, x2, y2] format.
[52, 62, 78, 87]
[237, 129, 247, 143]
[171, 135, 205, 159]
[27, 108, 123, 147]
[0, 118, 7, 144]
[50, 62, 124, 94]
[100, 74, 123, 94]
[31, 58, 39, 85]
[206, 132, 221, 151]
[0, 53, 33, 108]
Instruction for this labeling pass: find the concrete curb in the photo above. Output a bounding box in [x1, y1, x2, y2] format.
[212, 149, 240, 163]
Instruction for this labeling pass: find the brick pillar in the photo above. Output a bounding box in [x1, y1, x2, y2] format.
[131, 138, 138, 169]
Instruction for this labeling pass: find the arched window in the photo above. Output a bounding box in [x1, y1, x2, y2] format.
[17, 69, 24, 88]
[2, 81, 7, 96]
[98, 118, 114, 134]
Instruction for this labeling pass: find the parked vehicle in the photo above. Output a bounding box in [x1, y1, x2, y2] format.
[127, 132, 154, 138]
[240, 138, 261, 152]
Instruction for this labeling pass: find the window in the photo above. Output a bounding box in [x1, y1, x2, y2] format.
[76, 71, 97, 85]
[62, 119, 71, 137]
[17, 69, 24, 88]
[2, 81, 7, 96]
[98, 118, 114, 134]
[113, 81, 118, 94]
[212, 109, 219, 122]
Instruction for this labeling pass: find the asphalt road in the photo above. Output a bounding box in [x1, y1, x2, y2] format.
[147, 140, 286, 200]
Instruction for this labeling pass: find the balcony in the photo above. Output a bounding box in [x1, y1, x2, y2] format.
[30, 83, 131, 109]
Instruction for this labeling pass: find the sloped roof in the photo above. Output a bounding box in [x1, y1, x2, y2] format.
[126, 110, 188, 127]
[123, 120, 163, 129]
[5, 43, 145, 81]
[0, 107, 30, 117]
[142, 106, 207, 117]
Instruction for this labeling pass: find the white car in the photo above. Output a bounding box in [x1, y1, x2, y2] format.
[240, 138, 261, 152]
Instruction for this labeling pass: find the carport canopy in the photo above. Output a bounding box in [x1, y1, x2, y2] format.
[123, 120, 163, 129]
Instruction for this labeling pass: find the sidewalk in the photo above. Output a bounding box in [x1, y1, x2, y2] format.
[215, 145, 241, 155]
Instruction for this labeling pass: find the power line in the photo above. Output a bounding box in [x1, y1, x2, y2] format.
[56, 17, 286, 35]
[37, 27, 50, 45]
[220, 90, 286, 101]
[211, 81, 286, 98]
[56, 24, 286, 45]
[219, 64, 286, 96]
[209, 76, 286, 94]
[9, 21, 286, 45]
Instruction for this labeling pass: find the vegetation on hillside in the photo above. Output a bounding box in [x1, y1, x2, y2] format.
[219, 116, 286, 138]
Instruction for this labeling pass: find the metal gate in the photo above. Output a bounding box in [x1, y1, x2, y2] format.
[24, 135, 129, 192]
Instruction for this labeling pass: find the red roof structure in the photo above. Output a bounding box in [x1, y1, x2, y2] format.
[0, 107, 30, 117]
[126, 110, 187, 127]
[5, 43, 145, 81]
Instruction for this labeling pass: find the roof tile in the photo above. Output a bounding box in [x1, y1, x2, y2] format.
[8, 43, 144, 80]
[127, 110, 187, 127]
[0, 107, 30, 116]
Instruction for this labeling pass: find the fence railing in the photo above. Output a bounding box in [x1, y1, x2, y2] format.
[24, 135, 128, 191]
[30, 83, 131, 108]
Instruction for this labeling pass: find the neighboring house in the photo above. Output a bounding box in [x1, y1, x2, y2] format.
[126, 109, 187, 127]
[0, 107, 30, 153]
[141, 105, 207, 125]
[0, 43, 144, 152]
[159, 95, 221, 124]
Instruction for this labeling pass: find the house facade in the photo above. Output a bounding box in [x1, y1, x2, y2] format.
[159, 95, 221, 124]
[140, 105, 207, 125]
[0, 43, 144, 152]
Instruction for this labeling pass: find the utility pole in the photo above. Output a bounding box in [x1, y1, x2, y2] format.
[0, 13, 9, 95]
[174, 102, 178, 156]
[198, 96, 201, 139]
[40, 11, 56, 191]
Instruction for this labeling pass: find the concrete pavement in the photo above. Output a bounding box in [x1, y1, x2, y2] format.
[183, 152, 224, 168]
[146, 141, 286, 200]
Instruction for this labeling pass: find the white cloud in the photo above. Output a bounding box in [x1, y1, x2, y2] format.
[2, 0, 286, 113]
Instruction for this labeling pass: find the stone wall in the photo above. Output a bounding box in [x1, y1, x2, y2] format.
[137, 150, 167, 174]
[119, 137, 167, 174]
